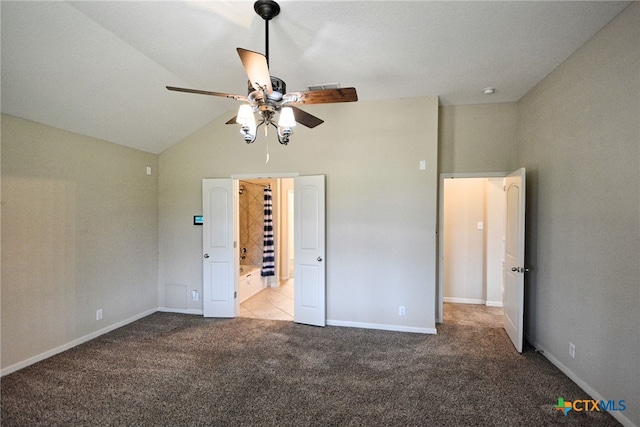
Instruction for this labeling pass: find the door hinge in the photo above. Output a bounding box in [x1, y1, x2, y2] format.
[234, 291, 237, 299]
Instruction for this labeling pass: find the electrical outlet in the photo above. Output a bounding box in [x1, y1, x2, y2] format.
[399, 306, 406, 316]
[96, 309, 103, 321]
[569, 342, 575, 358]
[192, 290, 199, 301]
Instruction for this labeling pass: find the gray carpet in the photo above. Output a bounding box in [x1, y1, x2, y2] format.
[1, 312, 619, 426]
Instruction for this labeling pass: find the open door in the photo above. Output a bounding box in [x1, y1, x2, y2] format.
[294, 175, 326, 326]
[503, 168, 526, 352]
[202, 179, 237, 317]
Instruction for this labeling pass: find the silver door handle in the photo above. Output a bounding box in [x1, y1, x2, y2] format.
[204, 254, 210, 258]
[511, 267, 520, 272]
[317, 256, 323, 262]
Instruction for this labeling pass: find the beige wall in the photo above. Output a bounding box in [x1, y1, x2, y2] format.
[518, 3, 639, 426]
[1, 114, 159, 371]
[443, 178, 486, 302]
[159, 96, 439, 332]
[439, 102, 518, 174]
[442, 177, 504, 306]
[484, 177, 505, 306]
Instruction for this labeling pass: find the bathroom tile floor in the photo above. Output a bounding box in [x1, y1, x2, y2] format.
[240, 278, 294, 321]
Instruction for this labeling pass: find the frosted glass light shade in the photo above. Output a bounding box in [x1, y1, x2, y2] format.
[278, 107, 296, 127]
[236, 104, 256, 127]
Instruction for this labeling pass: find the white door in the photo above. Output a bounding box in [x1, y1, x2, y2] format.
[503, 168, 526, 352]
[294, 175, 326, 326]
[202, 179, 237, 317]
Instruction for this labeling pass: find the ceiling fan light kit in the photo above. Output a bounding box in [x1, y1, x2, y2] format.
[166, 0, 358, 147]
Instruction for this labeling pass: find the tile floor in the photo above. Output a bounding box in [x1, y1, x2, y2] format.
[239, 278, 294, 321]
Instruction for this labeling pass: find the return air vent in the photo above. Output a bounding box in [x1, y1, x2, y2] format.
[308, 83, 340, 91]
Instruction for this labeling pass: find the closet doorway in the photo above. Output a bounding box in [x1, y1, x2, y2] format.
[237, 178, 294, 321]
[438, 173, 506, 326]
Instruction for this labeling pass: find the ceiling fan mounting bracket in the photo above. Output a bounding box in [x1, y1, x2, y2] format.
[254, 0, 280, 21]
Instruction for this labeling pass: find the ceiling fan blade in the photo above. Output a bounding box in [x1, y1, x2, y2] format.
[286, 87, 358, 105]
[225, 115, 237, 125]
[290, 106, 324, 128]
[237, 48, 272, 93]
[166, 86, 247, 102]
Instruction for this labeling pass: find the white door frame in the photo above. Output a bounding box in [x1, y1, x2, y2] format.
[203, 173, 326, 326]
[437, 172, 509, 324]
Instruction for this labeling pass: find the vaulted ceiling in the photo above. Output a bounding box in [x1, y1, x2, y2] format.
[1, 1, 630, 154]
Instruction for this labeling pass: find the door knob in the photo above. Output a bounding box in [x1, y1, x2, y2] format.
[204, 254, 210, 258]
[511, 267, 520, 272]
[317, 256, 323, 262]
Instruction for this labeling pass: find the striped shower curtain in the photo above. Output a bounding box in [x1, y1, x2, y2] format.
[261, 186, 275, 277]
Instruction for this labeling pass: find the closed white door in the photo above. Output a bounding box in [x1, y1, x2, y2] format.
[503, 168, 526, 352]
[294, 175, 326, 326]
[202, 179, 237, 317]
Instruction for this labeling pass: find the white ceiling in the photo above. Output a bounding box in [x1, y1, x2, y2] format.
[1, 1, 631, 154]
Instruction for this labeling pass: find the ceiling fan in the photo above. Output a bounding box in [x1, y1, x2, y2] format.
[166, 0, 358, 145]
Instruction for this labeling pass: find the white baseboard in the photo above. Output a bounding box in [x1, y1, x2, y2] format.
[443, 297, 486, 305]
[485, 300, 503, 307]
[526, 335, 636, 427]
[1, 308, 157, 377]
[157, 307, 204, 315]
[327, 319, 437, 335]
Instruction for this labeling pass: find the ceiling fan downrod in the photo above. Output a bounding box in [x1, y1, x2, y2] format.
[254, 0, 280, 66]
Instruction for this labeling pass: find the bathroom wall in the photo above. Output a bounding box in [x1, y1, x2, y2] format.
[278, 178, 294, 280]
[238, 181, 266, 266]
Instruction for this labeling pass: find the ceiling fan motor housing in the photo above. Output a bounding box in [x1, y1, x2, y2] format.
[246, 76, 286, 101]
[270, 76, 286, 95]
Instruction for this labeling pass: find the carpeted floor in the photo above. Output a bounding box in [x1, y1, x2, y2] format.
[1, 312, 620, 426]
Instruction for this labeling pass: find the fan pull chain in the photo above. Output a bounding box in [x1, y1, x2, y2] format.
[266, 137, 270, 163]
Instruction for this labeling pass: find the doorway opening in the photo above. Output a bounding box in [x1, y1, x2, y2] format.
[438, 173, 506, 327]
[203, 174, 326, 326]
[236, 177, 294, 321]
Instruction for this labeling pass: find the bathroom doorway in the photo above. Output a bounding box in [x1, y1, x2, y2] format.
[237, 177, 294, 320]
